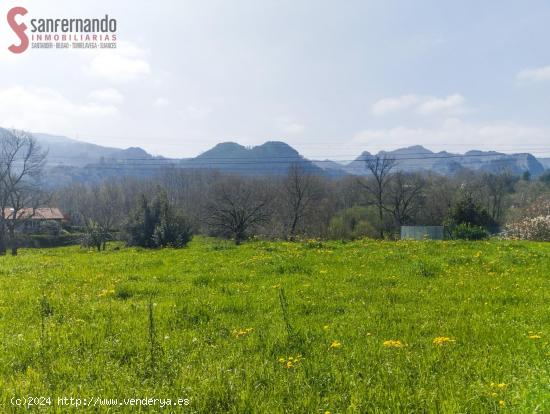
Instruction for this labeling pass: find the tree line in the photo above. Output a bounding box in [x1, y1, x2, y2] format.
[1, 129, 549, 252]
[54, 155, 550, 247]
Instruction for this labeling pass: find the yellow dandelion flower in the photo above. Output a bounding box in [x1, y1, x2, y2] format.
[330, 340, 342, 349]
[279, 355, 302, 369]
[432, 336, 455, 346]
[499, 400, 505, 407]
[383, 339, 404, 348]
[233, 328, 253, 338]
[323, 325, 330, 330]
[528, 334, 541, 339]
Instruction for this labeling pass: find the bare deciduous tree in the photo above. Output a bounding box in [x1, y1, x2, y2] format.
[358, 154, 396, 238]
[283, 163, 317, 240]
[416, 174, 456, 225]
[482, 172, 516, 222]
[385, 172, 425, 227]
[83, 182, 126, 250]
[205, 178, 270, 244]
[0, 130, 47, 255]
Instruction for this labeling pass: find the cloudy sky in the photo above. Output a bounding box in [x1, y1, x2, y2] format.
[0, 0, 549, 160]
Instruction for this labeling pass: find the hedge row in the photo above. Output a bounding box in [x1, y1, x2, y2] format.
[15, 234, 83, 248]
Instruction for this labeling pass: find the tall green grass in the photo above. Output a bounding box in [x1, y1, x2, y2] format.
[0, 238, 549, 412]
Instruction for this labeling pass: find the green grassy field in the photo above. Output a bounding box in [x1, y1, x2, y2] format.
[0, 238, 549, 413]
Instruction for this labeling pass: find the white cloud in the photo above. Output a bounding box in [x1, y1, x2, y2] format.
[352, 119, 550, 155]
[0, 86, 118, 133]
[153, 97, 170, 108]
[416, 94, 465, 115]
[177, 105, 211, 120]
[275, 116, 306, 135]
[89, 88, 125, 104]
[371, 94, 466, 116]
[517, 66, 550, 84]
[83, 41, 151, 82]
[281, 123, 306, 134]
[371, 95, 421, 116]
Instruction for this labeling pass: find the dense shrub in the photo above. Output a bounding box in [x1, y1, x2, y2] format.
[328, 206, 378, 240]
[452, 223, 489, 240]
[16, 233, 80, 248]
[124, 190, 193, 248]
[81, 220, 111, 251]
[152, 210, 193, 247]
[41, 221, 62, 236]
[447, 194, 498, 233]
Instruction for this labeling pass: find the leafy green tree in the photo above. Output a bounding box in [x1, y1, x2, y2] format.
[447, 194, 498, 237]
[124, 190, 192, 248]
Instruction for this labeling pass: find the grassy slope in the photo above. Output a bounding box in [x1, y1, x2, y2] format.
[0, 238, 549, 413]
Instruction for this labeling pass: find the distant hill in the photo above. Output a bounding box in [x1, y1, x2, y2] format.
[33, 133, 121, 167]
[312, 159, 348, 177]
[3, 130, 544, 185]
[31, 133, 174, 186]
[336, 146, 545, 177]
[180, 141, 324, 176]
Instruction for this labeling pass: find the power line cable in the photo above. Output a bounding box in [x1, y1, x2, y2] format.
[45, 151, 550, 164]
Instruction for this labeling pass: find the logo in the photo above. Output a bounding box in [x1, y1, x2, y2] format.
[6, 7, 118, 54]
[7, 6, 28, 54]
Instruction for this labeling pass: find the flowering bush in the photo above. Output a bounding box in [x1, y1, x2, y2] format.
[504, 215, 550, 241]
[503, 195, 550, 241]
[524, 196, 550, 217]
